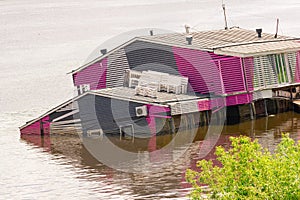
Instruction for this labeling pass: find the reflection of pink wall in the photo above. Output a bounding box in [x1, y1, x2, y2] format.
[21, 135, 51, 151]
[73, 58, 108, 90]
[146, 104, 171, 153]
[295, 51, 300, 82]
[173, 47, 222, 95]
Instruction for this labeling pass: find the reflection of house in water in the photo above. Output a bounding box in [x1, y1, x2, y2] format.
[20, 28, 300, 141]
[21, 112, 300, 196]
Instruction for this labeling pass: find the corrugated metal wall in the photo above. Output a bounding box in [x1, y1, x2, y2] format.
[77, 94, 150, 135]
[73, 58, 108, 90]
[107, 48, 130, 88]
[218, 57, 246, 93]
[125, 41, 180, 75]
[173, 47, 222, 95]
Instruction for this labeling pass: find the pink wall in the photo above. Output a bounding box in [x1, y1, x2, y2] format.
[209, 54, 247, 93]
[173, 47, 248, 95]
[198, 98, 226, 112]
[173, 47, 222, 95]
[20, 120, 41, 135]
[198, 99, 210, 111]
[20, 115, 50, 135]
[226, 93, 253, 107]
[219, 57, 246, 93]
[73, 58, 108, 90]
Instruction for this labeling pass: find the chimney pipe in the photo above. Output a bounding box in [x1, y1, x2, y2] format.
[100, 49, 107, 55]
[256, 28, 262, 38]
[150, 30, 154, 36]
[186, 35, 193, 45]
[185, 25, 190, 34]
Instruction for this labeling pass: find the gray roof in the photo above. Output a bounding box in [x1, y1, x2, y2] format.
[72, 27, 300, 73]
[139, 27, 300, 57]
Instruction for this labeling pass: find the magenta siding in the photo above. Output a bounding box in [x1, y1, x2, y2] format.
[211, 98, 226, 109]
[198, 98, 226, 111]
[173, 47, 222, 95]
[243, 57, 254, 91]
[73, 58, 108, 90]
[198, 100, 210, 111]
[226, 93, 253, 107]
[21, 116, 50, 135]
[295, 51, 300, 82]
[20, 121, 41, 135]
[219, 57, 246, 93]
[209, 53, 248, 94]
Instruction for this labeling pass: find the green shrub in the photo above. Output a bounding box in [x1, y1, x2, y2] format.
[186, 134, 300, 199]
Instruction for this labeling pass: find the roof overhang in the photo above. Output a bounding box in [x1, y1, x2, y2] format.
[214, 40, 300, 58]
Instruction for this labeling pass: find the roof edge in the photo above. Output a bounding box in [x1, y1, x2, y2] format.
[19, 92, 92, 130]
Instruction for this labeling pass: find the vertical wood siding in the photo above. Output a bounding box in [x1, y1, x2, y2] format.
[287, 52, 297, 82]
[78, 95, 149, 135]
[295, 51, 300, 82]
[73, 58, 108, 90]
[253, 56, 278, 88]
[243, 57, 254, 91]
[173, 47, 222, 95]
[107, 48, 130, 88]
[253, 52, 299, 88]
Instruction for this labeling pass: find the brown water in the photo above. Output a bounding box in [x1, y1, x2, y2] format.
[16, 111, 300, 199]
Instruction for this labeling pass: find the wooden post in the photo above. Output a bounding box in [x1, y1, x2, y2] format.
[264, 99, 268, 116]
[40, 120, 44, 136]
[249, 103, 254, 120]
[251, 102, 256, 118]
[169, 117, 175, 134]
[205, 111, 210, 125]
